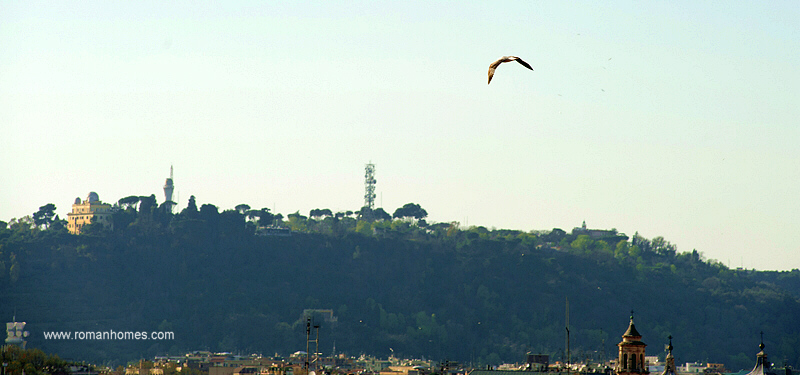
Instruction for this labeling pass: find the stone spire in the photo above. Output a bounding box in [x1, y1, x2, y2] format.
[662, 336, 676, 375]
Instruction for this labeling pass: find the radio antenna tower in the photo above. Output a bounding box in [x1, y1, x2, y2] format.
[364, 162, 376, 211]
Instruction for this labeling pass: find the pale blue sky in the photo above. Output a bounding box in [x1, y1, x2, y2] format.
[1, 1, 798, 270]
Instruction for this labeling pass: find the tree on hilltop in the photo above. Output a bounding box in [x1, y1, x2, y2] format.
[392, 203, 428, 221]
[373, 207, 391, 221]
[181, 195, 199, 219]
[249, 208, 275, 227]
[32, 203, 57, 229]
[138, 194, 158, 216]
[245, 209, 259, 223]
[235, 204, 250, 214]
[118, 196, 140, 210]
[200, 204, 219, 218]
[310, 208, 333, 219]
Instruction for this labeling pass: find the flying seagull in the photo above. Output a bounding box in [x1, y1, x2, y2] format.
[488, 56, 533, 84]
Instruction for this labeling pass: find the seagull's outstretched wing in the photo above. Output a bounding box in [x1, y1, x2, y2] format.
[488, 67, 497, 84]
[513, 57, 533, 71]
[488, 56, 533, 84]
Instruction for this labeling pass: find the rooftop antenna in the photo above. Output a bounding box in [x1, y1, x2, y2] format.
[566, 297, 570, 373]
[305, 317, 311, 372]
[601, 335, 606, 363]
[314, 322, 320, 366]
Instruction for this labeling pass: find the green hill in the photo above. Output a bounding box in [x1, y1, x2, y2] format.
[1, 201, 798, 369]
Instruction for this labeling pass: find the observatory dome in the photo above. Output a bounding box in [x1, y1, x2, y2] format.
[87, 192, 99, 202]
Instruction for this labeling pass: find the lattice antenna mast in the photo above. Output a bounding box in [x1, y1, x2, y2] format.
[364, 162, 376, 210]
[305, 316, 320, 373]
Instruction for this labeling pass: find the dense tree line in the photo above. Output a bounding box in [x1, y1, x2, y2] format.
[0, 346, 74, 375]
[0, 196, 799, 369]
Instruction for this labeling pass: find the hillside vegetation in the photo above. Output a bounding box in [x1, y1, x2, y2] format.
[1, 198, 799, 369]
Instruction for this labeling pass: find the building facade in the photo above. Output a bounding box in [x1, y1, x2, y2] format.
[67, 192, 113, 234]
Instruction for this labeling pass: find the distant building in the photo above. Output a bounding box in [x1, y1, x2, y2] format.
[572, 221, 628, 242]
[124, 367, 162, 375]
[68, 365, 100, 375]
[67, 192, 113, 234]
[682, 363, 706, 374]
[526, 354, 549, 372]
[208, 366, 236, 375]
[703, 363, 727, 375]
[616, 314, 649, 375]
[469, 369, 542, 375]
[256, 226, 292, 237]
[380, 366, 421, 375]
[233, 367, 259, 375]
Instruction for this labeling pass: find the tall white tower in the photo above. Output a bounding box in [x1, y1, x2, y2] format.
[164, 165, 175, 212]
[364, 162, 376, 210]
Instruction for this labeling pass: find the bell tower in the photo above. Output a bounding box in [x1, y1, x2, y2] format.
[616, 312, 649, 375]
